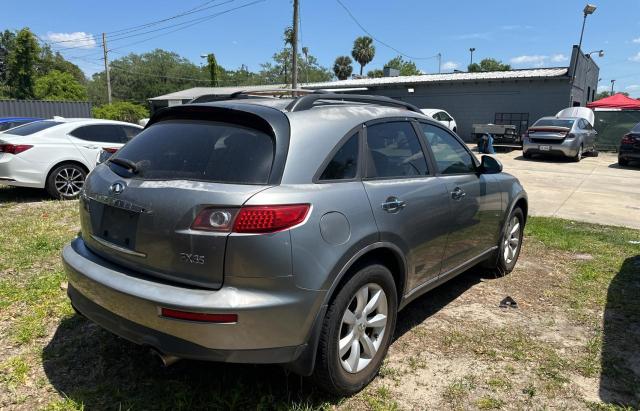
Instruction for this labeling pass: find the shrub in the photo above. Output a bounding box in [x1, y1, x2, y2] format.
[92, 101, 149, 123]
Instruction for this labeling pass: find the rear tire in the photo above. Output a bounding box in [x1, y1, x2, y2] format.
[522, 151, 532, 159]
[45, 163, 87, 200]
[313, 264, 397, 396]
[619, 157, 629, 167]
[572, 145, 583, 162]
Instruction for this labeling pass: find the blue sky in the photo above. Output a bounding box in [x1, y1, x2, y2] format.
[3, 0, 640, 96]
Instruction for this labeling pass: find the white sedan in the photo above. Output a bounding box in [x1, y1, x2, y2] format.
[0, 118, 142, 199]
[421, 108, 458, 133]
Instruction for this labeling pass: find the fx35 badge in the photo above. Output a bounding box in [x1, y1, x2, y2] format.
[179, 253, 205, 265]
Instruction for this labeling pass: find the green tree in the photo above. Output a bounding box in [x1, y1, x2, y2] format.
[36, 44, 86, 84]
[206, 53, 218, 86]
[259, 49, 331, 85]
[34, 69, 87, 100]
[467, 58, 511, 72]
[367, 68, 384, 78]
[0, 30, 16, 96]
[385, 56, 421, 76]
[7, 28, 40, 99]
[92, 101, 149, 123]
[333, 56, 353, 80]
[351, 36, 375, 76]
[87, 49, 208, 105]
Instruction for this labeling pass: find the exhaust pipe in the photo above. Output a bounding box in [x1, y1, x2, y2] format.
[149, 348, 180, 367]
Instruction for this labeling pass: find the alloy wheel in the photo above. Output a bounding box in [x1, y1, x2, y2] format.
[503, 216, 521, 264]
[338, 283, 388, 373]
[54, 167, 85, 197]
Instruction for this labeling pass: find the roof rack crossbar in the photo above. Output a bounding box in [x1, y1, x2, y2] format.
[285, 93, 422, 114]
[228, 89, 327, 99]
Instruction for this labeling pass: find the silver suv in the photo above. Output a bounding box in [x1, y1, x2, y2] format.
[62, 92, 528, 395]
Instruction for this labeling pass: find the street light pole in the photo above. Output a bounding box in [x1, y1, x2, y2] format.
[437, 53, 442, 73]
[569, 4, 597, 106]
[610, 79, 615, 95]
[469, 48, 476, 67]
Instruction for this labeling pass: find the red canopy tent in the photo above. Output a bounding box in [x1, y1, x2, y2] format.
[587, 93, 640, 110]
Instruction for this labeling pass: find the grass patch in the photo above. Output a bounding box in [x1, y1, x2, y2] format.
[0, 355, 30, 386]
[363, 386, 400, 411]
[475, 395, 505, 410]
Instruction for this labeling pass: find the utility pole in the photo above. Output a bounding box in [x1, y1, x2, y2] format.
[610, 79, 615, 95]
[437, 53, 441, 73]
[102, 33, 112, 104]
[291, 0, 299, 91]
[469, 48, 476, 67]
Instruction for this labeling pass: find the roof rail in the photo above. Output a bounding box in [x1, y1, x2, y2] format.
[228, 89, 326, 99]
[284, 93, 423, 114]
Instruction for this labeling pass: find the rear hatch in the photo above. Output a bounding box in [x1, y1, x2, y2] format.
[527, 126, 570, 143]
[80, 104, 290, 289]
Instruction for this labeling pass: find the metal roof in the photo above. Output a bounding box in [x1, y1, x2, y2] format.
[149, 67, 569, 101]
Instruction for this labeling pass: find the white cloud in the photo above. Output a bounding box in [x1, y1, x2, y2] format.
[626, 84, 640, 91]
[630, 52, 640, 62]
[453, 32, 491, 40]
[550, 54, 568, 63]
[510, 55, 547, 67]
[633, 37, 640, 43]
[441, 61, 459, 71]
[45, 31, 96, 49]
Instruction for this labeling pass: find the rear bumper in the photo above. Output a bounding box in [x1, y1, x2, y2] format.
[619, 149, 640, 160]
[0, 154, 46, 188]
[522, 139, 579, 157]
[63, 237, 326, 364]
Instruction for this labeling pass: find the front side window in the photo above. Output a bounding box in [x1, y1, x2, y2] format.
[70, 125, 127, 143]
[439, 112, 453, 121]
[319, 133, 359, 181]
[365, 121, 428, 178]
[110, 120, 274, 184]
[420, 124, 476, 175]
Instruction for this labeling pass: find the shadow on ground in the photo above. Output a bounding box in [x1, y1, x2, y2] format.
[42, 268, 484, 409]
[0, 185, 50, 204]
[600, 255, 640, 408]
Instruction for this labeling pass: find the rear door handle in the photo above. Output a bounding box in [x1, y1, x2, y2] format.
[451, 187, 466, 200]
[381, 197, 406, 213]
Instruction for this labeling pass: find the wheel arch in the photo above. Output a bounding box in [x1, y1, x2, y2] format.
[46, 159, 90, 182]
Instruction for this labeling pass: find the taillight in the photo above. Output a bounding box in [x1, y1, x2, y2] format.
[621, 134, 635, 144]
[0, 144, 33, 154]
[160, 307, 237, 323]
[233, 204, 310, 233]
[191, 204, 310, 234]
[102, 147, 119, 153]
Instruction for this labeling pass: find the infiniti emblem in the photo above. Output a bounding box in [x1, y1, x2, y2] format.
[110, 182, 125, 195]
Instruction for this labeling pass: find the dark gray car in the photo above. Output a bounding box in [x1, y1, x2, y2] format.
[62, 93, 528, 395]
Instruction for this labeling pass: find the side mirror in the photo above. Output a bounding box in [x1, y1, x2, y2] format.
[480, 155, 503, 174]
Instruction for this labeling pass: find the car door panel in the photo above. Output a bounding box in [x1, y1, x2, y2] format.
[361, 120, 452, 291]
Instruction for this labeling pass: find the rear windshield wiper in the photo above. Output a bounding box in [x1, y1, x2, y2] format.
[108, 157, 139, 174]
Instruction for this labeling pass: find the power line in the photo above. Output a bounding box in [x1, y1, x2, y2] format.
[110, 64, 211, 82]
[109, 0, 265, 53]
[335, 0, 439, 61]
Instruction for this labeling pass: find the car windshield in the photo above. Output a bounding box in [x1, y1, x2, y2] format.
[3, 120, 62, 136]
[109, 119, 275, 184]
[533, 119, 575, 128]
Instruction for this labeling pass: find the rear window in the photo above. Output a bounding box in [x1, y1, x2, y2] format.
[4, 120, 61, 136]
[110, 120, 274, 184]
[533, 119, 575, 128]
[632, 122, 640, 133]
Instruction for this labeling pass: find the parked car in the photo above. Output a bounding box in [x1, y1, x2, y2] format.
[522, 117, 597, 161]
[420, 108, 457, 132]
[0, 117, 42, 132]
[0, 118, 142, 199]
[619, 122, 640, 167]
[62, 93, 527, 396]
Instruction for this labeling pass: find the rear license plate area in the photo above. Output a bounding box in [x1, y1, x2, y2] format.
[539, 145, 551, 151]
[98, 205, 139, 249]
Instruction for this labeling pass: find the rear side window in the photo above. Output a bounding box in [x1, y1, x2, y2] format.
[70, 124, 127, 144]
[4, 120, 61, 136]
[123, 126, 142, 140]
[319, 133, 359, 181]
[365, 121, 428, 178]
[110, 120, 274, 184]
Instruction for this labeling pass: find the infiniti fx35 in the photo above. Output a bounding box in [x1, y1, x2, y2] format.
[62, 93, 528, 395]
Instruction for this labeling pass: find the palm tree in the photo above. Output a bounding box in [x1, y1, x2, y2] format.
[301, 46, 310, 83]
[351, 36, 375, 76]
[333, 56, 353, 80]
